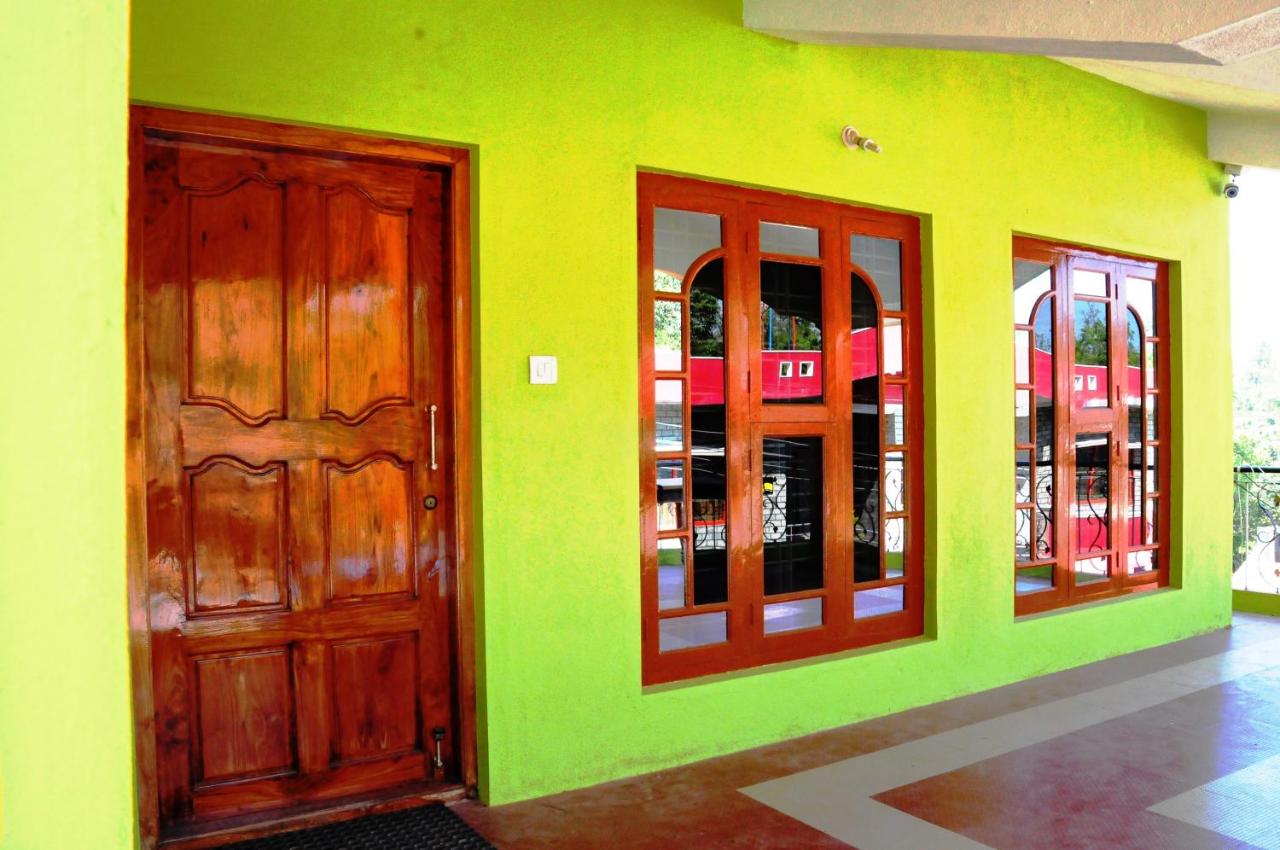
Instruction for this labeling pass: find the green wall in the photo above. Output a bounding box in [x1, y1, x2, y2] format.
[126, 0, 1239, 818]
[1233, 590, 1280, 616]
[0, 2, 134, 849]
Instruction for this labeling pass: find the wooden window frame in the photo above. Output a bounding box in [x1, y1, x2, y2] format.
[1012, 236, 1171, 617]
[639, 174, 925, 685]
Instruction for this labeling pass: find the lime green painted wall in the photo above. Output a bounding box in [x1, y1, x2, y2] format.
[126, 0, 1233, 811]
[0, 2, 134, 849]
[1234, 590, 1280, 616]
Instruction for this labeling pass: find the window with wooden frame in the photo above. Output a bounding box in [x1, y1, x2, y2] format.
[1012, 237, 1170, 616]
[638, 174, 925, 684]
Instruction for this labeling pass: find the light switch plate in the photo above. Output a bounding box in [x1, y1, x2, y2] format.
[529, 355, 557, 385]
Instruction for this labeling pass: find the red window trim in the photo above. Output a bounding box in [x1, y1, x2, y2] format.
[1012, 236, 1171, 617]
[639, 174, 926, 685]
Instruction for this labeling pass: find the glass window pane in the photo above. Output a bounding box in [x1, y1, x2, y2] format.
[761, 261, 823, 403]
[1146, 342, 1158, 389]
[1033, 297, 1054, 376]
[654, 208, 720, 292]
[1128, 277, 1156, 335]
[1016, 449, 1032, 503]
[855, 585, 904, 618]
[883, 317, 904, 377]
[851, 271, 882, 585]
[1073, 300, 1110, 409]
[655, 380, 684, 452]
[1017, 566, 1054, 595]
[852, 434, 881, 584]
[1145, 498, 1159, 545]
[1075, 433, 1110, 554]
[1016, 389, 1032, 444]
[690, 263, 728, 604]
[885, 391, 905, 446]
[1034, 475, 1054, 560]
[886, 517, 905, 578]
[657, 460, 685, 532]
[763, 437, 824, 595]
[1125, 309, 1142, 408]
[763, 597, 823, 634]
[1128, 549, 1156, 575]
[885, 452, 905, 514]
[658, 611, 727, 652]
[691, 490, 728, 605]
[1074, 556, 1110, 585]
[1015, 328, 1031, 384]
[1146, 394, 1159, 441]
[1032, 298, 1055, 561]
[1146, 444, 1159, 494]
[689, 260, 725, 358]
[1016, 508, 1033, 562]
[657, 539, 686, 611]
[851, 234, 901, 310]
[761, 221, 820, 257]
[1074, 269, 1108, 297]
[1126, 442, 1144, 546]
[654, 299, 682, 371]
[1014, 260, 1052, 324]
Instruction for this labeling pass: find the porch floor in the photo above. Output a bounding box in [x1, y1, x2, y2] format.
[454, 613, 1280, 849]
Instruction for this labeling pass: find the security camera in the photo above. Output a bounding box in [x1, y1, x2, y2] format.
[1223, 164, 1242, 199]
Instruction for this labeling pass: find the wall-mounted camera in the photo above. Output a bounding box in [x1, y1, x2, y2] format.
[1223, 163, 1243, 199]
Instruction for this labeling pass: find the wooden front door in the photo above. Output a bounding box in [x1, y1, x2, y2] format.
[138, 120, 460, 832]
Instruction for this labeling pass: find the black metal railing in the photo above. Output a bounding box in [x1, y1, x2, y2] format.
[1234, 466, 1280, 594]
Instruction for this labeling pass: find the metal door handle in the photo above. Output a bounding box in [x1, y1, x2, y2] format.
[428, 404, 438, 470]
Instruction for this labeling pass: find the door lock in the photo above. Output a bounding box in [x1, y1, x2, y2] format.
[423, 495, 438, 510]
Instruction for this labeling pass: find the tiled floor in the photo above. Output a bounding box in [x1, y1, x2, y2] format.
[455, 614, 1280, 849]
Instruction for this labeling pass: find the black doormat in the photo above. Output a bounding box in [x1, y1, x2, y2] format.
[222, 805, 496, 850]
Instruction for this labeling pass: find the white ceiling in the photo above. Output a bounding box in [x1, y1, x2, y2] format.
[745, 1, 1280, 167]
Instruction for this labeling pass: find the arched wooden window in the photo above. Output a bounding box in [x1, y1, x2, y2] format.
[1012, 237, 1170, 615]
[639, 174, 924, 684]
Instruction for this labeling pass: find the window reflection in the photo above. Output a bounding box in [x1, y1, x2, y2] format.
[689, 260, 728, 605]
[657, 539, 686, 611]
[761, 261, 823, 404]
[1074, 433, 1110, 555]
[851, 273, 881, 584]
[654, 379, 684, 452]
[851, 235, 901, 310]
[1033, 297, 1055, 560]
[658, 611, 727, 652]
[854, 585, 903, 618]
[656, 460, 685, 532]
[761, 221, 820, 258]
[1073, 300, 1110, 409]
[763, 437, 824, 595]
[1127, 278, 1156, 335]
[654, 299, 682, 371]
[1013, 260, 1052, 323]
[654, 208, 720, 292]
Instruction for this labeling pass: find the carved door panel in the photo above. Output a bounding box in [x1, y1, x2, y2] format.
[141, 136, 456, 828]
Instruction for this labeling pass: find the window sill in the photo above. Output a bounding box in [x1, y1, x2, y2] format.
[1014, 583, 1175, 623]
[641, 631, 935, 695]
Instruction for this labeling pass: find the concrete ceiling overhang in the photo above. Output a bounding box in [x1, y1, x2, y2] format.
[745, 1, 1280, 168]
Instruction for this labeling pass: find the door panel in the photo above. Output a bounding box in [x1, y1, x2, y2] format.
[193, 649, 294, 782]
[188, 459, 287, 614]
[141, 135, 456, 831]
[322, 187, 413, 422]
[329, 634, 419, 762]
[326, 456, 415, 601]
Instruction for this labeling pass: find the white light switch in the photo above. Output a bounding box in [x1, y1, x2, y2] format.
[529, 355, 557, 385]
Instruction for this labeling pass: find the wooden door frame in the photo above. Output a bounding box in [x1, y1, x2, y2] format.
[125, 106, 478, 848]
